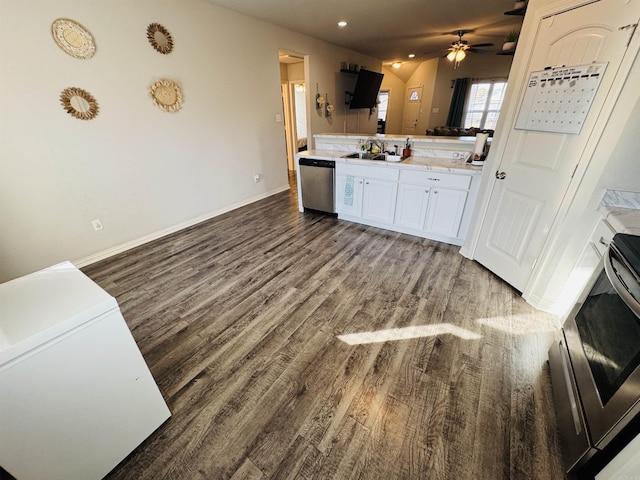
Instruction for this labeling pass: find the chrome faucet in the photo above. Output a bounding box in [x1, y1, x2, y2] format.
[368, 138, 385, 153]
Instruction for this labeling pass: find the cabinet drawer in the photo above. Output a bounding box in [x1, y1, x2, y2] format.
[336, 163, 399, 181]
[399, 170, 471, 189]
[591, 219, 615, 256]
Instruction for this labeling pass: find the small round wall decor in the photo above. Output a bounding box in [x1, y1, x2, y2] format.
[51, 18, 96, 59]
[149, 79, 183, 112]
[147, 23, 173, 54]
[60, 87, 99, 120]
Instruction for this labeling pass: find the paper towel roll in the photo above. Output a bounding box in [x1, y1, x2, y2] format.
[474, 133, 489, 155]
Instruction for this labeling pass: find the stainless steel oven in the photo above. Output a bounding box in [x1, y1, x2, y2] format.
[549, 233, 640, 476]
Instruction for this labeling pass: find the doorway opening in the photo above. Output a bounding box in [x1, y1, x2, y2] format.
[279, 50, 309, 178]
[377, 89, 389, 133]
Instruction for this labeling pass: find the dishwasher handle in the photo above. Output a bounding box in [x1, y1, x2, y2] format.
[299, 158, 335, 168]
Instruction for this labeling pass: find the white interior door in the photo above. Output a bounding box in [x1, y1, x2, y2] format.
[473, 0, 639, 291]
[402, 86, 423, 134]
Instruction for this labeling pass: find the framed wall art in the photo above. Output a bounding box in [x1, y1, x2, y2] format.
[60, 87, 99, 120]
[51, 18, 96, 59]
[149, 79, 183, 112]
[147, 23, 173, 54]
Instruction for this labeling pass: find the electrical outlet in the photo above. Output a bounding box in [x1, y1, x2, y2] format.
[91, 219, 103, 231]
[254, 173, 261, 183]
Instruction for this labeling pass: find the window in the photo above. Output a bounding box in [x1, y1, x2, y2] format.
[463, 80, 507, 130]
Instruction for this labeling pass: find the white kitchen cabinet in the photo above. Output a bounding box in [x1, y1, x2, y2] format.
[334, 161, 477, 245]
[336, 164, 399, 221]
[395, 169, 469, 239]
[336, 174, 398, 222]
[425, 187, 468, 238]
[394, 183, 467, 238]
[596, 432, 640, 480]
[362, 177, 398, 224]
[336, 174, 364, 216]
[0, 262, 171, 480]
[394, 183, 430, 230]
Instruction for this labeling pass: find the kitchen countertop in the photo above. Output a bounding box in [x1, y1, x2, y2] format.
[599, 190, 640, 235]
[599, 206, 640, 235]
[297, 149, 484, 175]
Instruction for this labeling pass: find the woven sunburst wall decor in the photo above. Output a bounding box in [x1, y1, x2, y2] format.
[147, 23, 173, 54]
[51, 18, 96, 59]
[60, 87, 99, 120]
[149, 79, 183, 112]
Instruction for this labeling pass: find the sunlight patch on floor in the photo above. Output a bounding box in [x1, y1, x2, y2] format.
[337, 323, 482, 345]
[476, 313, 559, 335]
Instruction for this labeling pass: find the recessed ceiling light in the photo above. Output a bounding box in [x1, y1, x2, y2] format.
[392, 62, 402, 69]
[338, 21, 347, 27]
[408, 54, 415, 58]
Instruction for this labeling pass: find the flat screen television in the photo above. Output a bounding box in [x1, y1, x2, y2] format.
[349, 69, 384, 109]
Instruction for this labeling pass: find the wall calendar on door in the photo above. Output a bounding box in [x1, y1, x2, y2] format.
[515, 62, 608, 134]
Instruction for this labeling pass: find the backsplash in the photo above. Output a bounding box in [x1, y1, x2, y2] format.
[314, 134, 473, 161]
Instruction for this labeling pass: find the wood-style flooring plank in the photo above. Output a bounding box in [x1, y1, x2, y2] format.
[78, 181, 567, 480]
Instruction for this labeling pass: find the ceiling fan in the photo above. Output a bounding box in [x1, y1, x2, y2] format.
[445, 30, 494, 67]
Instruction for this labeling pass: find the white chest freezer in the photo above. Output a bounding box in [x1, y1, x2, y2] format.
[0, 262, 171, 480]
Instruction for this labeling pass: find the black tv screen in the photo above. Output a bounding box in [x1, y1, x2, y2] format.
[349, 69, 384, 109]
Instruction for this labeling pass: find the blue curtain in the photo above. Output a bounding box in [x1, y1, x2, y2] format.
[446, 77, 469, 127]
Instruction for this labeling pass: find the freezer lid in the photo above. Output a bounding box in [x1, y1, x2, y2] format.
[0, 261, 118, 364]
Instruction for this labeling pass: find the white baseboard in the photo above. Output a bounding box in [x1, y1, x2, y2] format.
[74, 185, 290, 268]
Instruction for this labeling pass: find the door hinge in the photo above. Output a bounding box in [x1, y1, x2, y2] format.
[619, 23, 638, 48]
[570, 163, 579, 178]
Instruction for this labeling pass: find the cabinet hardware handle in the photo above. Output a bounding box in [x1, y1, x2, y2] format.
[559, 340, 583, 436]
[434, 190, 438, 194]
[495, 171, 507, 180]
[598, 236, 608, 246]
[427, 178, 440, 181]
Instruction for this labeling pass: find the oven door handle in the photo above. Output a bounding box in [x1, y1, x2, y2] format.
[558, 339, 585, 436]
[605, 245, 640, 317]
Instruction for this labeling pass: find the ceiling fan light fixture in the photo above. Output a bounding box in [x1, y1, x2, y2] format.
[447, 51, 456, 61]
[455, 49, 466, 62]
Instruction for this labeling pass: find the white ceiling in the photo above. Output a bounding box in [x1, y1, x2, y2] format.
[204, 0, 524, 66]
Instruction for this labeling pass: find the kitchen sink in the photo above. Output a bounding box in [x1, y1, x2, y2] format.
[342, 152, 387, 161]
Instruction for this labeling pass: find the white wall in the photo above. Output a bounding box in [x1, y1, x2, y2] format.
[0, 0, 379, 282]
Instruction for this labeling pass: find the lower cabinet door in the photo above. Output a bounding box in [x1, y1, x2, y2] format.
[362, 178, 398, 224]
[425, 188, 468, 238]
[394, 183, 430, 230]
[336, 174, 364, 217]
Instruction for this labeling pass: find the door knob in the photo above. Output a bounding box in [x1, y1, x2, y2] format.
[495, 171, 507, 180]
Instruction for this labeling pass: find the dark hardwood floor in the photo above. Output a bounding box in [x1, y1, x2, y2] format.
[83, 174, 565, 479]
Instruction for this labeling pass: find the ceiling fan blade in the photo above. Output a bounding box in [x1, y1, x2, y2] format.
[470, 42, 494, 48]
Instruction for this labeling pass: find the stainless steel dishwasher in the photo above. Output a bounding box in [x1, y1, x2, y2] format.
[298, 158, 335, 213]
